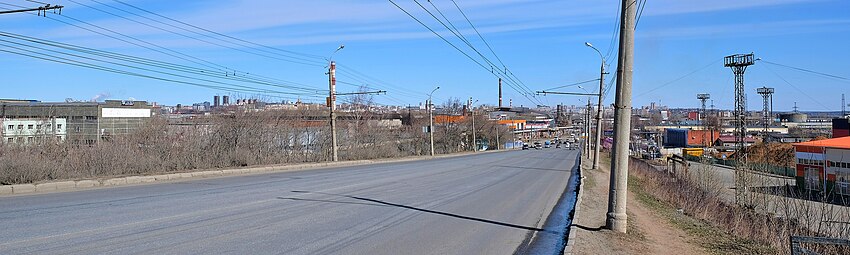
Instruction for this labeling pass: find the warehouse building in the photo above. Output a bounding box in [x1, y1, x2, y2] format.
[1, 117, 67, 144]
[0, 100, 154, 144]
[793, 136, 850, 195]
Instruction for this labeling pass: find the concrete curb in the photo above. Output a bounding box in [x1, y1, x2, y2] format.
[563, 158, 586, 255]
[0, 149, 515, 196]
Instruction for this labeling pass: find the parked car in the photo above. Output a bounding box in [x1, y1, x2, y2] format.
[534, 142, 542, 150]
[522, 143, 529, 150]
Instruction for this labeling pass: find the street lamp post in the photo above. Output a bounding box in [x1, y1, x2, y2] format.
[586, 42, 606, 170]
[428, 87, 440, 156]
[327, 45, 344, 162]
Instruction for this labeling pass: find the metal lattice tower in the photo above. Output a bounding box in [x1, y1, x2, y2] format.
[697, 93, 710, 124]
[756, 87, 774, 134]
[725, 53, 754, 205]
[724, 54, 755, 151]
[697, 93, 710, 147]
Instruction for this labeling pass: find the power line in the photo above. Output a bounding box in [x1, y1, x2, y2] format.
[76, 0, 326, 67]
[761, 64, 831, 111]
[0, 45, 319, 99]
[0, 31, 324, 93]
[387, 0, 540, 105]
[636, 58, 722, 97]
[413, 0, 536, 99]
[760, 59, 849, 81]
[446, 0, 535, 96]
[109, 0, 326, 61]
[544, 78, 601, 91]
[635, 0, 647, 30]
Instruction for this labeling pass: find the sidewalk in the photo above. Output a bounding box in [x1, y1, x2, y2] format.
[570, 154, 705, 255]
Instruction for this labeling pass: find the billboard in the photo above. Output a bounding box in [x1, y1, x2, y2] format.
[102, 108, 151, 118]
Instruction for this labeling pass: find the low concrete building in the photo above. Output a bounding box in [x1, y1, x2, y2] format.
[1, 118, 67, 144]
[1, 100, 154, 144]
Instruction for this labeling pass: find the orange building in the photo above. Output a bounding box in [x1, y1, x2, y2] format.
[434, 115, 466, 124]
[497, 119, 526, 130]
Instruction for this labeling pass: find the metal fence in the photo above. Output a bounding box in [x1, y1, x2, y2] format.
[683, 154, 796, 177]
[791, 236, 850, 255]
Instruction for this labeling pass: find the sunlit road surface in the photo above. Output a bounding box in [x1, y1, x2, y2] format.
[0, 149, 578, 255]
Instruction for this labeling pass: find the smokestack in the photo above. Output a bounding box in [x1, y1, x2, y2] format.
[222, 95, 230, 105]
[498, 78, 502, 108]
[213, 96, 220, 108]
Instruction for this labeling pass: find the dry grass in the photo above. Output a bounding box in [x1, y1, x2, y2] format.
[630, 157, 850, 254]
[0, 110, 511, 185]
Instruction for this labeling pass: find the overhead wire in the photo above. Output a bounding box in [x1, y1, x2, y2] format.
[543, 78, 602, 91]
[760, 60, 849, 82]
[78, 0, 326, 67]
[0, 37, 320, 97]
[761, 64, 831, 111]
[0, 43, 318, 99]
[414, 0, 535, 99]
[635, 58, 722, 97]
[0, 31, 323, 94]
[388, 0, 541, 105]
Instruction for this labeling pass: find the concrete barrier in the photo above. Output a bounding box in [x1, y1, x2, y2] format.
[103, 178, 127, 186]
[54, 181, 76, 191]
[125, 176, 143, 184]
[35, 183, 58, 192]
[11, 184, 36, 194]
[0, 185, 12, 195]
[0, 149, 514, 196]
[76, 180, 100, 188]
[222, 169, 241, 175]
[138, 176, 156, 183]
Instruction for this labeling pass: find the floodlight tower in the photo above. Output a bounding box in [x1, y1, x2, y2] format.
[724, 53, 755, 152]
[725, 53, 754, 205]
[697, 93, 710, 124]
[756, 87, 774, 134]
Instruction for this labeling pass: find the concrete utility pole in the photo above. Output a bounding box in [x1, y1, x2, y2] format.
[470, 97, 478, 152]
[498, 78, 503, 108]
[607, 0, 636, 234]
[584, 97, 593, 156]
[586, 42, 607, 170]
[428, 87, 440, 156]
[327, 45, 344, 162]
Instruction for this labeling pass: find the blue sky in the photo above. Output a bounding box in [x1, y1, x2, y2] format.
[1, 0, 849, 111]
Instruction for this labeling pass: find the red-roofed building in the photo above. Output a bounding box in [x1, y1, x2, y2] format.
[793, 136, 850, 194]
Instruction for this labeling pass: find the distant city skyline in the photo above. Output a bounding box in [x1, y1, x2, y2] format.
[1, 0, 848, 111]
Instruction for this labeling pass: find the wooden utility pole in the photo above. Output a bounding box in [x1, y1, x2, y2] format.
[607, 0, 636, 234]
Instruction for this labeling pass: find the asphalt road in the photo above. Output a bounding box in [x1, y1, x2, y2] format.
[0, 148, 579, 255]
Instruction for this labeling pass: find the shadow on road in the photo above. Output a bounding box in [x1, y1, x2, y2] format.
[288, 190, 553, 233]
[571, 224, 605, 232]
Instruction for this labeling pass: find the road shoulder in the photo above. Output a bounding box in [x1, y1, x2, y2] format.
[570, 154, 706, 255]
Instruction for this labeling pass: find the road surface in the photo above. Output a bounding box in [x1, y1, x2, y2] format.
[0, 149, 579, 255]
